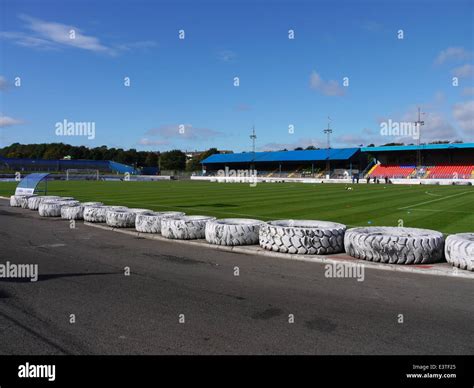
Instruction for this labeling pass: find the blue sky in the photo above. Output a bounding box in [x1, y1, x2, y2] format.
[0, 0, 473, 152]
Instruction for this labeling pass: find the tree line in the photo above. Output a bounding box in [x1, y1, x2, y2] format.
[0, 143, 219, 171]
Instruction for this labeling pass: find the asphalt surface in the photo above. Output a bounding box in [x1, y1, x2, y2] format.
[0, 200, 473, 355]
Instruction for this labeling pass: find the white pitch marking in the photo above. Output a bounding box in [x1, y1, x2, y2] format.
[398, 191, 472, 210]
[402, 208, 467, 214]
[424, 191, 443, 197]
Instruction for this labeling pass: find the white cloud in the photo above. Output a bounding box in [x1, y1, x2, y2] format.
[0, 76, 8, 91]
[260, 137, 321, 151]
[335, 133, 373, 147]
[0, 31, 58, 50]
[376, 95, 462, 144]
[309, 71, 345, 96]
[435, 47, 471, 65]
[217, 50, 236, 62]
[0, 115, 24, 127]
[414, 112, 458, 141]
[116, 41, 157, 52]
[234, 103, 252, 111]
[145, 124, 223, 141]
[451, 64, 474, 79]
[462, 87, 474, 96]
[397, 109, 457, 142]
[0, 15, 157, 55]
[19, 14, 114, 54]
[360, 21, 383, 32]
[137, 138, 169, 146]
[452, 100, 474, 133]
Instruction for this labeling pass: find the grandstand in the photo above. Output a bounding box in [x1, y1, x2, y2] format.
[201, 143, 474, 182]
[0, 156, 138, 175]
[363, 144, 474, 180]
[201, 148, 364, 178]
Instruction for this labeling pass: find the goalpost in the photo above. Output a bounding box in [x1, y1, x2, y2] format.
[66, 169, 100, 181]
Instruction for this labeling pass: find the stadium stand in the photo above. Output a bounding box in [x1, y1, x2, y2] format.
[201, 143, 474, 182]
[425, 164, 474, 179]
[0, 156, 138, 174]
[201, 148, 362, 178]
[367, 163, 474, 179]
[368, 164, 415, 179]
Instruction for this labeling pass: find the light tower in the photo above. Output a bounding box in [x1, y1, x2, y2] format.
[323, 117, 333, 175]
[250, 126, 257, 154]
[414, 107, 425, 169]
[250, 126, 257, 170]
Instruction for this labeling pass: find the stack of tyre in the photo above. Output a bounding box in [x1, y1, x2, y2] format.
[445, 233, 474, 271]
[82, 205, 128, 224]
[105, 208, 152, 228]
[61, 202, 104, 220]
[10, 194, 40, 208]
[343, 226, 445, 264]
[205, 218, 264, 246]
[255, 219, 474, 271]
[38, 197, 79, 217]
[135, 211, 185, 234]
[27, 195, 61, 210]
[259, 220, 346, 254]
[7, 196, 473, 271]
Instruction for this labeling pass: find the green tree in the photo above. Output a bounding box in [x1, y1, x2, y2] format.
[186, 148, 219, 172]
[160, 149, 186, 171]
[144, 152, 159, 167]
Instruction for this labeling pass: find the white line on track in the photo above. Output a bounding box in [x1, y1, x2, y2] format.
[398, 191, 472, 210]
[37, 243, 66, 248]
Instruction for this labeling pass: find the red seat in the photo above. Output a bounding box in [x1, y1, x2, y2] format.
[426, 165, 474, 179]
[369, 164, 474, 179]
[369, 165, 415, 178]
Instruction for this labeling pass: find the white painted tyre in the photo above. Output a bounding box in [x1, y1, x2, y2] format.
[105, 209, 136, 228]
[27, 196, 42, 210]
[445, 233, 474, 271]
[259, 220, 346, 254]
[55, 200, 80, 208]
[83, 205, 127, 223]
[19, 195, 37, 208]
[128, 208, 152, 214]
[38, 202, 62, 217]
[82, 202, 103, 207]
[53, 197, 75, 202]
[135, 211, 185, 233]
[27, 196, 61, 210]
[344, 226, 445, 264]
[205, 218, 264, 246]
[161, 216, 216, 240]
[9, 195, 24, 207]
[61, 204, 84, 220]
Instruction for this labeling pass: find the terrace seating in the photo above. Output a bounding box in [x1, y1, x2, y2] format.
[425, 164, 474, 179]
[368, 164, 474, 179]
[368, 164, 415, 179]
[266, 168, 279, 177]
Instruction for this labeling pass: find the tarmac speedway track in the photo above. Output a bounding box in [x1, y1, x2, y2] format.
[0, 201, 473, 355]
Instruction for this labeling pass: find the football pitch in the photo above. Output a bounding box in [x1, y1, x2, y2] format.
[1, 180, 473, 234]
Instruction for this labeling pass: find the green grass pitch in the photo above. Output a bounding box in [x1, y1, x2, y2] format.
[1, 180, 473, 234]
